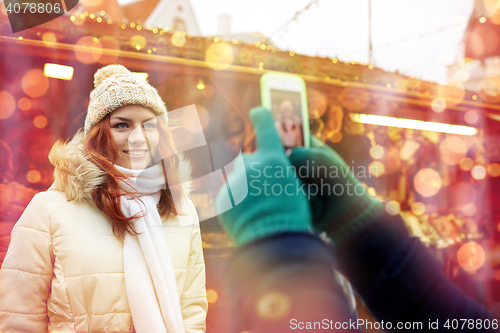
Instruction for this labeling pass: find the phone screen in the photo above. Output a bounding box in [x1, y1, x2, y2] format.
[270, 89, 304, 149]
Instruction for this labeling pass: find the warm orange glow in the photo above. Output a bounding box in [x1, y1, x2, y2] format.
[75, 36, 103, 64]
[97, 36, 120, 64]
[414, 168, 442, 197]
[400, 140, 420, 161]
[206, 289, 218, 304]
[26, 170, 41, 183]
[464, 111, 479, 125]
[385, 200, 401, 216]
[18, 97, 32, 111]
[328, 131, 342, 144]
[72, 15, 85, 26]
[171, 32, 186, 47]
[487, 163, 500, 177]
[411, 202, 426, 216]
[368, 161, 385, 177]
[197, 78, 205, 90]
[205, 42, 234, 69]
[459, 157, 474, 171]
[42, 32, 57, 46]
[369, 145, 384, 159]
[439, 136, 467, 165]
[33, 115, 48, 129]
[457, 242, 485, 273]
[22, 69, 49, 98]
[201, 84, 215, 98]
[462, 203, 476, 216]
[0, 91, 16, 119]
[131, 35, 147, 50]
[256, 292, 291, 319]
[431, 98, 446, 112]
[471, 165, 486, 180]
[437, 84, 465, 106]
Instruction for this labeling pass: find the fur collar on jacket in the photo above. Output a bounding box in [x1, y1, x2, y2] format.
[48, 130, 192, 203]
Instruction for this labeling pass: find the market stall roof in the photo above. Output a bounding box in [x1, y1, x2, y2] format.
[1, 10, 500, 122]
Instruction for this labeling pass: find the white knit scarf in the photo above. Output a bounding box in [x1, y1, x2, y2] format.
[115, 163, 185, 333]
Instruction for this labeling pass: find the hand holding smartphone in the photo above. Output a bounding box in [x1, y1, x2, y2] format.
[260, 72, 310, 151]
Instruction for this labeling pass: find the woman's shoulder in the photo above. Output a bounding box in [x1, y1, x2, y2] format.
[49, 131, 106, 203]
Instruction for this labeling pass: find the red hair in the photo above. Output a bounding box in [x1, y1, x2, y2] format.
[85, 113, 186, 240]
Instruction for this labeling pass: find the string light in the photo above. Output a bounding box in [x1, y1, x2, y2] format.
[268, 0, 320, 43]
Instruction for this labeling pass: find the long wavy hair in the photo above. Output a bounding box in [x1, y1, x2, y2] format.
[84, 112, 186, 240]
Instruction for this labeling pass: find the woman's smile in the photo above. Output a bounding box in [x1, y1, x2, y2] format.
[110, 105, 160, 170]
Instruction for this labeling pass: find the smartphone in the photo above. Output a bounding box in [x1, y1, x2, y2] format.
[260, 72, 310, 150]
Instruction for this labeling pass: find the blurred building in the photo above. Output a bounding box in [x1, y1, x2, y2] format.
[448, 0, 500, 103]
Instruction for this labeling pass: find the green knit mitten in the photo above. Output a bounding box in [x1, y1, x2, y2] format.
[215, 107, 312, 246]
[289, 136, 383, 246]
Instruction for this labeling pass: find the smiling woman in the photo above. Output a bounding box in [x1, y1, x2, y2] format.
[109, 105, 161, 170]
[0, 65, 208, 333]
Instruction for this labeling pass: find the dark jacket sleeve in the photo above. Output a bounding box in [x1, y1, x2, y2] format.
[335, 211, 498, 332]
[227, 232, 359, 333]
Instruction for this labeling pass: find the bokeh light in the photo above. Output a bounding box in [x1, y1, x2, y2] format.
[33, 115, 48, 129]
[414, 168, 442, 197]
[201, 83, 215, 98]
[400, 140, 420, 161]
[75, 36, 103, 64]
[437, 84, 465, 105]
[385, 200, 401, 216]
[462, 203, 477, 216]
[464, 111, 479, 125]
[98, 36, 120, 64]
[368, 161, 385, 177]
[71, 15, 85, 26]
[328, 131, 342, 144]
[487, 163, 500, 177]
[205, 42, 234, 69]
[341, 86, 369, 112]
[256, 292, 291, 319]
[439, 136, 467, 165]
[454, 69, 470, 83]
[196, 78, 205, 90]
[307, 91, 327, 119]
[450, 182, 477, 208]
[42, 32, 57, 47]
[369, 145, 384, 159]
[171, 32, 186, 47]
[22, 69, 49, 97]
[18, 97, 32, 110]
[431, 98, 446, 112]
[26, 170, 41, 183]
[457, 242, 485, 273]
[471, 165, 486, 180]
[206, 289, 218, 304]
[0, 91, 16, 119]
[131, 35, 147, 50]
[411, 202, 426, 215]
[459, 157, 474, 171]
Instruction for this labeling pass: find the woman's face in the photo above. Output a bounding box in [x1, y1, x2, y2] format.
[110, 105, 160, 170]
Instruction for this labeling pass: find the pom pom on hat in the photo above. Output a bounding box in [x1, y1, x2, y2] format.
[84, 64, 167, 135]
[93, 64, 131, 88]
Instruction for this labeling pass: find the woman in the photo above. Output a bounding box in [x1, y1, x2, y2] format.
[0, 65, 207, 333]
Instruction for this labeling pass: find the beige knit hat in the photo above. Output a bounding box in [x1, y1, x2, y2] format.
[84, 64, 167, 135]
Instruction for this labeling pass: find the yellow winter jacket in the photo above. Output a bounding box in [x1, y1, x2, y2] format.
[0, 132, 208, 333]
